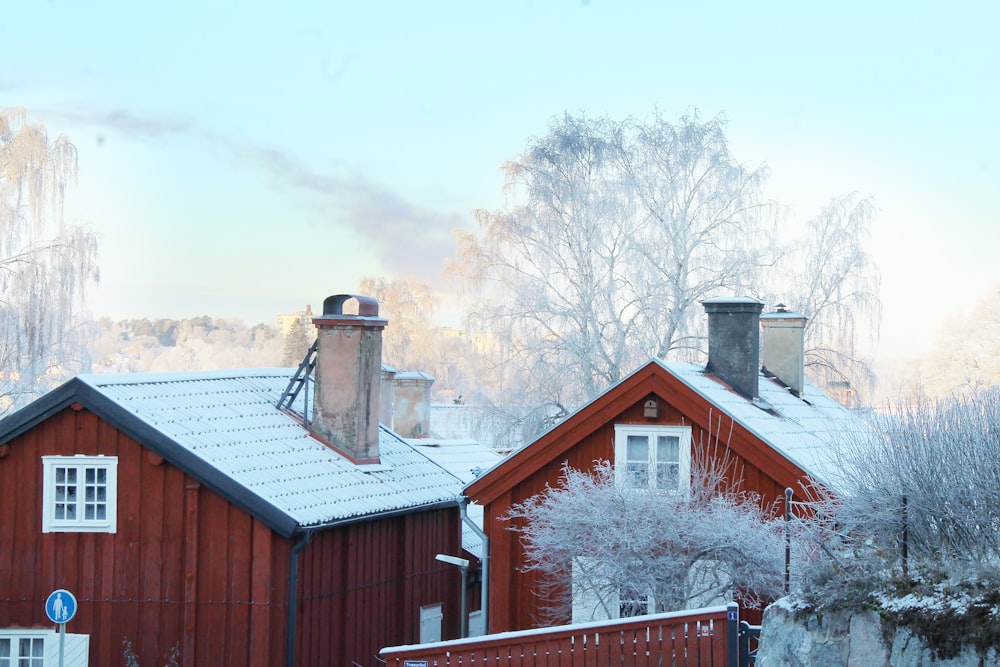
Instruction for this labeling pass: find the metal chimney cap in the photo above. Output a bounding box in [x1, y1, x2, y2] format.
[323, 294, 380, 317]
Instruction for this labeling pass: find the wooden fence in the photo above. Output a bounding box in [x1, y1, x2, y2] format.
[381, 604, 739, 667]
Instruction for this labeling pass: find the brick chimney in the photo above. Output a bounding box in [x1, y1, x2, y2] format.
[702, 296, 765, 400]
[311, 294, 388, 463]
[392, 371, 435, 438]
[760, 304, 808, 396]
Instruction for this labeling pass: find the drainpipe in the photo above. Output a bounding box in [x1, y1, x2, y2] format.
[286, 530, 313, 667]
[459, 496, 488, 634]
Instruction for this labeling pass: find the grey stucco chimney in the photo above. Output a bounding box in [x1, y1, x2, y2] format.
[760, 304, 808, 396]
[392, 371, 435, 438]
[702, 296, 765, 400]
[311, 294, 388, 463]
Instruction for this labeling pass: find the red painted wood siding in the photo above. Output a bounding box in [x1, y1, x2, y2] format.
[483, 387, 798, 633]
[295, 506, 463, 667]
[0, 405, 465, 667]
[0, 405, 289, 666]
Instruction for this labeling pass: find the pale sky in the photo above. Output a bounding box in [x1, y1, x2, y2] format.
[3, 0, 998, 363]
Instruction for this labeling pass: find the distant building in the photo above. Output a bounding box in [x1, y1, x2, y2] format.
[276, 304, 315, 338]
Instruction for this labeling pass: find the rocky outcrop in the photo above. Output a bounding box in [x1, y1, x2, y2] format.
[755, 600, 1000, 667]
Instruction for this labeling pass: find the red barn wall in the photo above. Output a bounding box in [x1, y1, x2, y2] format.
[483, 392, 799, 633]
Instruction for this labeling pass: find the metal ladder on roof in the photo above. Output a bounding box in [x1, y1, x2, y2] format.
[277, 338, 318, 414]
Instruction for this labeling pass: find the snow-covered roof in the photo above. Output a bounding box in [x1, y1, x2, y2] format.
[656, 359, 869, 488]
[1, 369, 465, 537]
[406, 438, 503, 559]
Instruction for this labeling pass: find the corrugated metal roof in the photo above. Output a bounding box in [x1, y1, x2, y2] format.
[77, 369, 464, 531]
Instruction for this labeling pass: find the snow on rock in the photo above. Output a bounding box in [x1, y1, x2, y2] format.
[756, 600, 1000, 667]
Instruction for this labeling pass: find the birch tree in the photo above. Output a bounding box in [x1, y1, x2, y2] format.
[451, 111, 775, 414]
[772, 194, 881, 397]
[0, 108, 98, 412]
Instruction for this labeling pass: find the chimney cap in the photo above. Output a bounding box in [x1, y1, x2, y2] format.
[323, 294, 380, 317]
[761, 303, 808, 321]
[701, 296, 764, 314]
[394, 371, 436, 382]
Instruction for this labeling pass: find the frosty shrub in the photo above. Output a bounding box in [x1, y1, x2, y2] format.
[794, 388, 1000, 613]
[507, 448, 786, 624]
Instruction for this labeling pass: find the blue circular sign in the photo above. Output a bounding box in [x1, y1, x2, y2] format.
[45, 589, 77, 624]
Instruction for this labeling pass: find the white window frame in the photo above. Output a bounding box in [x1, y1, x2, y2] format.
[613, 425, 691, 494]
[0, 629, 46, 667]
[0, 629, 89, 667]
[42, 455, 118, 533]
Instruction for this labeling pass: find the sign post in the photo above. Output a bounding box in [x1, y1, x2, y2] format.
[45, 589, 78, 667]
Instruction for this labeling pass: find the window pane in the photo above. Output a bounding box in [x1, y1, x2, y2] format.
[85, 487, 95, 502]
[96, 468, 107, 484]
[66, 468, 77, 484]
[96, 505, 107, 520]
[56, 468, 66, 483]
[65, 504, 77, 520]
[0, 637, 10, 658]
[86, 468, 96, 484]
[626, 435, 649, 462]
[97, 487, 106, 502]
[657, 435, 679, 462]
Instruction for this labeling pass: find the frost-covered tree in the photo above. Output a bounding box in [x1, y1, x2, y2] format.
[281, 316, 311, 367]
[794, 388, 1000, 612]
[357, 276, 477, 403]
[451, 111, 774, 413]
[0, 108, 98, 412]
[507, 453, 786, 624]
[915, 284, 1000, 398]
[451, 111, 880, 438]
[770, 194, 881, 398]
[87, 316, 282, 373]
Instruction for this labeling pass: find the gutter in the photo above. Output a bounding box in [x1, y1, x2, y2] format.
[459, 496, 489, 633]
[286, 529, 314, 667]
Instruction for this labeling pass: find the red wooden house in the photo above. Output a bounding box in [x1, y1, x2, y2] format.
[465, 298, 868, 634]
[0, 295, 468, 667]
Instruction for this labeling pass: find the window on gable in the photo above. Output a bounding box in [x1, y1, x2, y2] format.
[42, 456, 118, 533]
[614, 425, 691, 493]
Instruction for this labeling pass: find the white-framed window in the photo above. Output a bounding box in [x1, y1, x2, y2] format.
[0, 629, 89, 667]
[42, 456, 118, 533]
[0, 633, 43, 667]
[613, 425, 691, 493]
